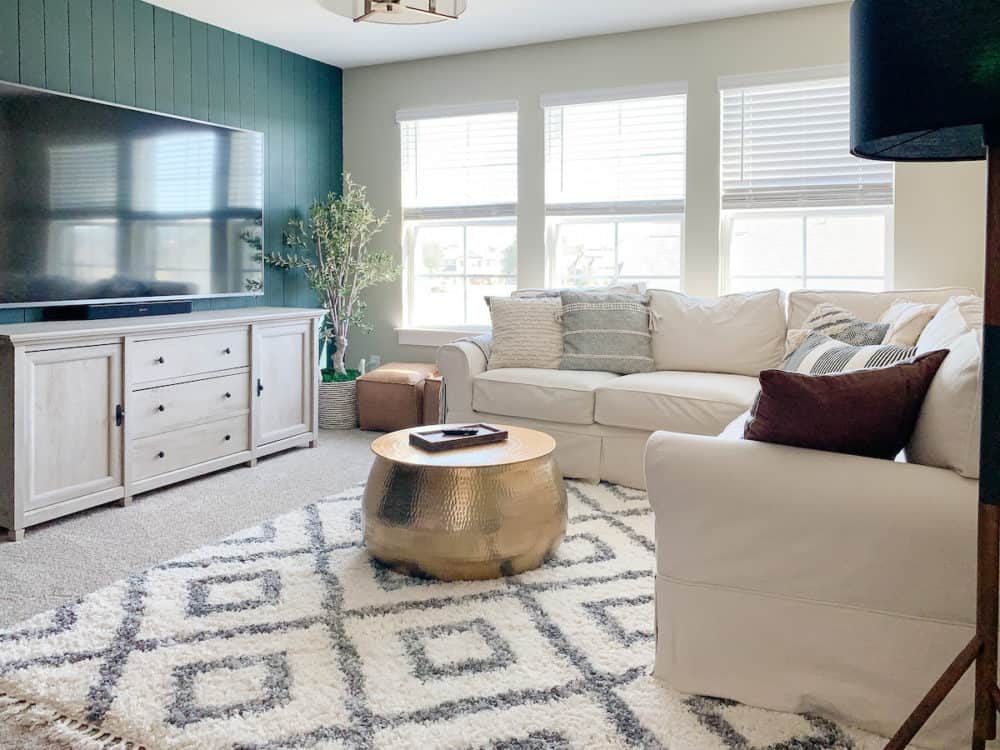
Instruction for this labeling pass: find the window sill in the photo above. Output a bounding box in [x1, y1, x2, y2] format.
[396, 327, 488, 348]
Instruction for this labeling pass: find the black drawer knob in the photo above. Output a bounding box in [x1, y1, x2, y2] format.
[224, 347, 231, 354]
[157, 404, 165, 412]
[224, 434, 231, 441]
[225, 392, 232, 399]
[157, 451, 165, 459]
[155, 356, 165, 364]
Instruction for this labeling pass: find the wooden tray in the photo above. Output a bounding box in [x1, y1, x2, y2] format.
[409, 424, 509, 452]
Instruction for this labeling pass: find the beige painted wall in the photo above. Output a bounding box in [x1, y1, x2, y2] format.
[343, 2, 986, 366]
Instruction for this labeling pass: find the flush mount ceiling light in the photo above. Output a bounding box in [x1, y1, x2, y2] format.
[349, 0, 468, 24]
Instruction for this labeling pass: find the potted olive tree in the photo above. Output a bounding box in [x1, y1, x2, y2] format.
[265, 174, 399, 428]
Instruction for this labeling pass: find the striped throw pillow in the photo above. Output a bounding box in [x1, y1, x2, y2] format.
[784, 330, 916, 375]
[803, 303, 889, 346]
[559, 291, 654, 374]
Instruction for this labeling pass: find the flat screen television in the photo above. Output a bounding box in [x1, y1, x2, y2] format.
[0, 80, 264, 308]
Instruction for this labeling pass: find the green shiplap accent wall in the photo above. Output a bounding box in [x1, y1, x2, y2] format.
[0, 0, 344, 324]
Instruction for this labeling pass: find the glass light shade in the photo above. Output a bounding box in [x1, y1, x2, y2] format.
[353, 0, 467, 24]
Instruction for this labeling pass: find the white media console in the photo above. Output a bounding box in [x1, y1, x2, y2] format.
[0, 307, 325, 540]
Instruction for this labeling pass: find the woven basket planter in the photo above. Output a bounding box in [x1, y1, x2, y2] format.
[319, 379, 358, 430]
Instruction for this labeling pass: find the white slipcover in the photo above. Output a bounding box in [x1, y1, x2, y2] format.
[472, 368, 619, 425]
[595, 371, 759, 434]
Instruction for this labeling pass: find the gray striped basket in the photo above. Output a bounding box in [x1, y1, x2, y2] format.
[318, 379, 358, 430]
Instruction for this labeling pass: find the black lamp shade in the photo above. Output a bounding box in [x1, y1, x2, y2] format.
[851, 0, 1000, 162]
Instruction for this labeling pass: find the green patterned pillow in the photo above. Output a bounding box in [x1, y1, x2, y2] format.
[559, 291, 654, 374]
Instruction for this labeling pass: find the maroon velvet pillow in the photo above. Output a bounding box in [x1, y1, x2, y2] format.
[744, 350, 948, 459]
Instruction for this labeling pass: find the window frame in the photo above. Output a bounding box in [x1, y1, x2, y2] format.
[719, 204, 895, 294]
[403, 216, 517, 331]
[542, 83, 688, 291]
[398, 102, 519, 330]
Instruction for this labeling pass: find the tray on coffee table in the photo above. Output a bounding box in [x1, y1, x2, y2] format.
[408, 423, 509, 452]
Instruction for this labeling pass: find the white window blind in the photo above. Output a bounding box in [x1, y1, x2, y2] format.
[545, 93, 686, 215]
[401, 109, 517, 220]
[721, 76, 893, 210]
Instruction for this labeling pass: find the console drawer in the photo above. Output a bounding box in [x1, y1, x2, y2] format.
[131, 328, 249, 384]
[131, 373, 250, 438]
[131, 415, 249, 481]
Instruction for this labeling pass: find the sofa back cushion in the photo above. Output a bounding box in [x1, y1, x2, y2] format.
[649, 289, 786, 377]
[786, 287, 975, 329]
[908, 296, 984, 478]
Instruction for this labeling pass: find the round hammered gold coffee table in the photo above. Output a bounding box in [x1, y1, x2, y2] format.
[363, 424, 567, 581]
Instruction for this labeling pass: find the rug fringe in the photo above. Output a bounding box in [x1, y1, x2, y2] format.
[0, 693, 144, 749]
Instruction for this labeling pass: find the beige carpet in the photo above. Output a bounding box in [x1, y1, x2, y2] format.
[0, 429, 376, 628]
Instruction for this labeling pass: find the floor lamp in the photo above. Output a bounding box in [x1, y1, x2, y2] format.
[849, 1, 1000, 748]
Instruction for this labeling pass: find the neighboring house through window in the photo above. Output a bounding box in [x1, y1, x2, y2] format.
[719, 67, 894, 293]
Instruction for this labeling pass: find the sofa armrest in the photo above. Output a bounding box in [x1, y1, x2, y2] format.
[644, 431, 978, 622]
[436, 335, 490, 418]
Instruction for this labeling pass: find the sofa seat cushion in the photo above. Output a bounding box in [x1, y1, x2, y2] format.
[472, 368, 620, 425]
[594, 371, 760, 434]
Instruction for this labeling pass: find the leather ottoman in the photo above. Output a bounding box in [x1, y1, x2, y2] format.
[357, 362, 438, 432]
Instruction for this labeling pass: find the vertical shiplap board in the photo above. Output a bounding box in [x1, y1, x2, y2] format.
[223, 30, 239, 128]
[132, 1, 154, 110]
[2, 0, 344, 322]
[172, 15, 192, 118]
[18, 1, 46, 87]
[153, 6, 173, 113]
[92, 0, 115, 102]
[68, 0, 95, 97]
[44, 0, 71, 92]
[0, 1, 18, 82]
[265, 44, 285, 307]
[189, 19, 208, 121]
[112, 0, 135, 105]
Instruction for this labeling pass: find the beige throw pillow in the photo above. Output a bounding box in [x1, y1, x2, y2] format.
[648, 289, 786, 377]
[908, 296, 984, 478]
[486, 297, 563, 370]
[878, 299, 940, 347]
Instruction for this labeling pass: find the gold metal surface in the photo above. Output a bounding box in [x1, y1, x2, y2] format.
[364, 425, 567, 581]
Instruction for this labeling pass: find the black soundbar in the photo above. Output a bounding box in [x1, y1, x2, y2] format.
[43, 300, 194, 321]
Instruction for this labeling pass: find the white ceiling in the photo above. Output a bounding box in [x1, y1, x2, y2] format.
[145, 0, 841, 69]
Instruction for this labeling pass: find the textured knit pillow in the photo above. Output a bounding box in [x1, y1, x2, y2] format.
[745, 350, 948, 459]
[803, 303, 888, 345]
[486, 297, 562, 370]
[878, 299, 940, 347]
[559, 291, 653, 374]
[784, 330, 916, 375]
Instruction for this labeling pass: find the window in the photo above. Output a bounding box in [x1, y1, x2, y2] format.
[544, 85, 686, 290]
[400, 104, 517, 327]
[720, 69, 894, 292]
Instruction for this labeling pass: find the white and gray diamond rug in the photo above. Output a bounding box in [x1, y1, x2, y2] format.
[0, 481, 885, 750]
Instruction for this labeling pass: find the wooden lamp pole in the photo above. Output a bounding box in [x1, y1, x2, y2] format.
[885, 138, 1000, 750]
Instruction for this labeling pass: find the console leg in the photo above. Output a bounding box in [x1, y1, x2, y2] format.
[116, 496, 133, 507]
[6, 528, 24, 542]
[246, 457, 258, 468]
[309, 439, 317, 449]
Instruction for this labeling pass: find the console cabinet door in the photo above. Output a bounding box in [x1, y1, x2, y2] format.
[23, 344, 123, 509]
[253, 322, 314, 446]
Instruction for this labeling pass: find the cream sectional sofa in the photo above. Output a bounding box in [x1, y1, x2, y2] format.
[439, 285, 981, 749]
[437, 286, 973, 490]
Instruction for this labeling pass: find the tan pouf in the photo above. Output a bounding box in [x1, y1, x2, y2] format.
[357, 362, 438, 432]
[423, 374, 443, 425]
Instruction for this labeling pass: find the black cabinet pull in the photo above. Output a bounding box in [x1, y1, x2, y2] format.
[157, 404, 165, 412]
[257, 378, 264, 397]
[157, 451, 165, 459]
[225, 392, 232, 399]
[224, 347, 231, 354]
[115, 404, 124, 427]
[155, 356, 165, 364]
[224, 434, 231, 441]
